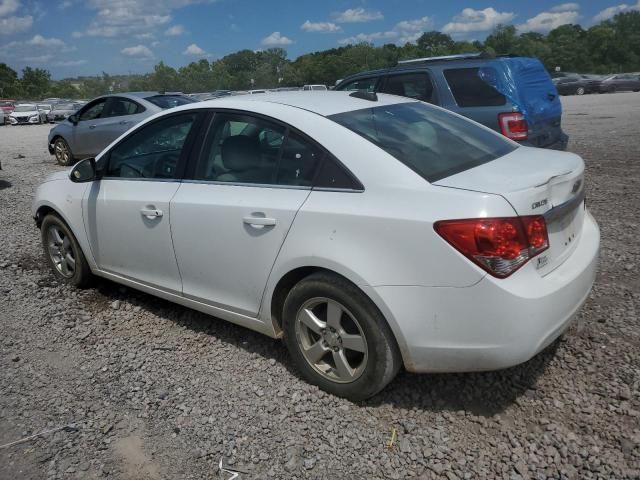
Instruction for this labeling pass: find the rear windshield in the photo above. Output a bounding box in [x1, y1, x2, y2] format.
[144, 95, 195, 109]
[329, 102, 516, 182]
[444, 67, 506, 107]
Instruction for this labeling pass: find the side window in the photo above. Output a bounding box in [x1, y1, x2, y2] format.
[78, 99, 107, 121]
[195, 113, 285, 184]
[338, 77, 378, 92]
[277, 132, 322, 186]
[314, 157, 361, 190]
[106, 113, 196, 179]
[381, 72, 435, 103]
[105, 97, 144, 117]
[444, 68, 506, 107]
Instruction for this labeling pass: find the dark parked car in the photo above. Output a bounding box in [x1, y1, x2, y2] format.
[47, 92, 195, 165]
[553, 74, 602, 95]
[336, 53, 567, 150]
[593, 74, 640, 93]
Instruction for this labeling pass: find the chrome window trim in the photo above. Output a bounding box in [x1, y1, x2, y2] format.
[179, 179, 364, 192]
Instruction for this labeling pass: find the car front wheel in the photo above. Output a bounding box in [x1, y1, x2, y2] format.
[53, 137, 74, 166]
[41, 214, 92, 288]
[283, 272, 401, 401]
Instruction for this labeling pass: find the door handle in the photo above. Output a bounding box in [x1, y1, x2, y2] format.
[141, 208, 163, 218]
[119, 120, 130, 125]
[243, 216, 276, 227]
[89, 124, 96, 129]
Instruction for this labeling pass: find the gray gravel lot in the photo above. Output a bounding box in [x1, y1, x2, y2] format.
[1, 92, 639, 479]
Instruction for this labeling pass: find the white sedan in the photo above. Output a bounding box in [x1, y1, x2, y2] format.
[32, 92, 599, 400]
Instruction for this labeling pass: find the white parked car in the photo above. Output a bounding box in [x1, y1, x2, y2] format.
[32, 92, 599, 400]
[9, 103, 46, 125]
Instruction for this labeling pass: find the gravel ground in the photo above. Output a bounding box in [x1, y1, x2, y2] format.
[1, 92, 639, 480]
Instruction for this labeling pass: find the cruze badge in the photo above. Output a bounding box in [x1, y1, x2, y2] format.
[531, 198, 548, 210]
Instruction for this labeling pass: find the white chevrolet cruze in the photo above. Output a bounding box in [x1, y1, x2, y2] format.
[33, 92, 599, 400]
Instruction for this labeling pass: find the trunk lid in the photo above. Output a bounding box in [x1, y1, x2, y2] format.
[434, 146, 586, 275]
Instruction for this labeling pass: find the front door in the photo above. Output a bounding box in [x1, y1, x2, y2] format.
[171, 111, 323, 316]
[73, 97, 110, 158]
[84, 112, 200, 293]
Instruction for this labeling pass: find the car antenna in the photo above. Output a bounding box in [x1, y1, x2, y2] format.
[349, 91, 378, 101]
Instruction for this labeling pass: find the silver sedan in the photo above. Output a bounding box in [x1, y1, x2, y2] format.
[48, 92, 194, 166]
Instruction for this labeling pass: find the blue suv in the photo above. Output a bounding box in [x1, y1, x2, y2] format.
[335, 53, 568, 150]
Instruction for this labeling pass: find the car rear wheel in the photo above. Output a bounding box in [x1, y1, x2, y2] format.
[54, 137, 74, 166]
[282, 272, 401, 401]
[576, 87, 585, 95]
[41, 214, 92, 288]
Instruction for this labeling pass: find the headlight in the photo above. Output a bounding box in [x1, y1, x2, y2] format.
[30, 114, 38, 120]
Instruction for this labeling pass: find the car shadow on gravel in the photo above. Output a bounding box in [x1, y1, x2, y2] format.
[0, 180, 12, 190]
[84, 277, 559, 417]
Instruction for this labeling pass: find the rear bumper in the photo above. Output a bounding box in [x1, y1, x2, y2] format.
[370, 210, 599, 373]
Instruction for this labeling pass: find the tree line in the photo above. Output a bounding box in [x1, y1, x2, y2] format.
[1, 11, 639, 100]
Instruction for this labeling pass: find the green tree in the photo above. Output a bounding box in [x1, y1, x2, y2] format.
[20, 67, 51, 99]
[0, 63, 20, 98]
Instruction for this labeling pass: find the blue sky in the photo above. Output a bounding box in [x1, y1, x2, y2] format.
[1, 0, 638, 78]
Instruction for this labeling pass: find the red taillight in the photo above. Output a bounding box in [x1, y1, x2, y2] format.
[498, 112, 528, 141]
[434, 216, 549, 278]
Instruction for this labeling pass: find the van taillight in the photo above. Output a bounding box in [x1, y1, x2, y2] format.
[498, 112, 528, 141]
[434, 216, 549, 278]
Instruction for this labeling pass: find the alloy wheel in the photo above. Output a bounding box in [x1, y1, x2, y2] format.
[295, 297, 368, 383]
[55, 140, 70, 165]
[47, 225, 76, 278]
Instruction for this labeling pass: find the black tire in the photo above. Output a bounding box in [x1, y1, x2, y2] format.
[41, 214, 93, 288]
[53, 137, 74, 166]
[282, 272, 401, 401]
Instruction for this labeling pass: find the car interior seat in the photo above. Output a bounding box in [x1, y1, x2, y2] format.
[216, 135, 268, 183]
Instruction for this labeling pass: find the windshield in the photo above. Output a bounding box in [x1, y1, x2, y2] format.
[14, 105, 36, 112]
[0, 102, 14, 107]
[54, 103, 75, 110]
[145, 95, 195, 109]
[329, 102, 517, 182]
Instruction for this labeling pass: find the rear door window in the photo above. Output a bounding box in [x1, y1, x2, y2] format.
[104, 97, 144, 117]
[330, 102, 516, 182]
[338, 77, 379, 92]
[380, 72, 436, 104]
[444, 67, 506, 107]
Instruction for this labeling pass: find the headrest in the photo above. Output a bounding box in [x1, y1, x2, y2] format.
[221, 135, 261, 171]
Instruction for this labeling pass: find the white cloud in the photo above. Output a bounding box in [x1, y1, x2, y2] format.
[183, 43, 206, 55]
[550, 3, 579, 12]
[593, 1, 640, 22]
[443, 7, 515, 34]
[53, 59, 87, 67]
[261, 31, 293, 46]
[28, 34, 66, 48]
[0, 0, 19, 17]
[121, 44, 154, 58]
[59, 0, 73, 8]
[24, 54, 52, 63]
[517, 4, 581, 33]
[339, 16, 433, 45]
[165, 24, 185, 35]
[0, 14, 32, 34]
[334, 7, 383, 23]
[76, 0, 210, 38]
[300, 20, 341, 33]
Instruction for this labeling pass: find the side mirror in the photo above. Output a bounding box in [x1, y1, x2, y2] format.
[70, 157, 97, 183]
[68, 114, 78, 125]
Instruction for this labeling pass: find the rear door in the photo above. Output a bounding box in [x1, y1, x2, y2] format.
[99, 97, 148, 141]
[170, 111, 322, 316]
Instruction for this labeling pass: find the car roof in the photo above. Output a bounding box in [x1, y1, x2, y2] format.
[195, 91, 415, 116]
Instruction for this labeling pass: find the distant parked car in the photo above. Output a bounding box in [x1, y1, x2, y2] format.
[47, 92, 195, 166]
[37, 104, 54, 121]
[47, 102, 83, 123]
[0, 109, 5, 125]
[303, 84, 328, 91]
[553, 74, 601, 95]
[9, 103, 47, 125]
[0, 100, 16, 115]
[593, 73, 640, 93]
[336, 53, 568, 150]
